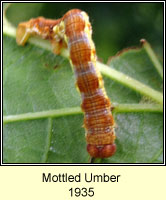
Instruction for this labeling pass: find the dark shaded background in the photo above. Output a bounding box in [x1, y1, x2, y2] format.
[7, 2, 163, 62]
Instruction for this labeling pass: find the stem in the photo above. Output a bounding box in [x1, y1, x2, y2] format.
[113, 103, 163, 113]
[3, 104, 163, 124]
[98, 62, 163, 105]
[3, 8, 16, 38]
[3, 13, 163, 105]
[90, 157, 102, 163]
[3, 107, 82, 123]
[140, 39, 163, 79]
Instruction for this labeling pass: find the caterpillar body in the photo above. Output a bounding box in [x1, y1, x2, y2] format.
[16, 9, 116, 158]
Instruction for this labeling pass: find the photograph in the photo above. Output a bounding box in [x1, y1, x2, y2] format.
[3, 2, 164, 164]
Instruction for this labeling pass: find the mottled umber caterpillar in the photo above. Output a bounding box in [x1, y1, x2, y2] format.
[16, 9, 116, 158]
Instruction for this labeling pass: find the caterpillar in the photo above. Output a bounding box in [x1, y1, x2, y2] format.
[16, 9, 116, 159]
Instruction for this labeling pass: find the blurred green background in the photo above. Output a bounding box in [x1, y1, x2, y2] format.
[7, 2, 163, 62]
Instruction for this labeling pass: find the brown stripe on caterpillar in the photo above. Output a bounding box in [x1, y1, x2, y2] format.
[16, 9, 116, 159]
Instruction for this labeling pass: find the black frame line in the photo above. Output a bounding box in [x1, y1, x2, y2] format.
[1, 1, 165, 166]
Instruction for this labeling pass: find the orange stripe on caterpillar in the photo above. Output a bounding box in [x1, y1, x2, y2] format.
[16, 9, 116, 159]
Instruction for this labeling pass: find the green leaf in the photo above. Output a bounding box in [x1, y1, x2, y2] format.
[3, 3, 163, 163]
